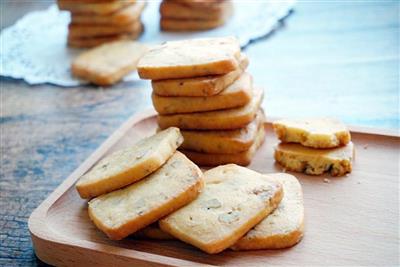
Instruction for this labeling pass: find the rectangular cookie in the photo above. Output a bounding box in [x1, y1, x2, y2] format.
[137, 37, 241, 80]
[151, 53, 248, 97]
[160, 16, 229, 32]
[273, 118, 351, 148]
[160, 0, 231, 20]
[88, 151, 204, 240]
[67, 31, 141, 48]
[274, 142, 354, 176]
[76, 127, 183, 199]
[181, 121, 265, 166]
[159, 164, 283, 254]
[71, 40, 148, 86]
[68, 20, 141, 39]
[71, 2, 146, 26]
[180, 110, 264, 154]
[152, 72, 253, 114]
[57, 0, 136, 15]
[157, 87, 263, 130]
[232, 173, 304, 250]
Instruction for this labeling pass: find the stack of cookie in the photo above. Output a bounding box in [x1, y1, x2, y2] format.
[137, 37, 265, 166]
[159, 0, 233, 31]
[272, 118, 355, 176]
[57, 0, 146, 48]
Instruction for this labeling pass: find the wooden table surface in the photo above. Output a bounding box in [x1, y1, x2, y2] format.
[1, 1, 399, 266]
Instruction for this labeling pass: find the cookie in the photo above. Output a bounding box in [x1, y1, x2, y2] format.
[57, 0, 136, 15]
[157, 87, 263, 130]
[67, 31, 142, 48]
[88, 151, 204, 240]
[137, 37, 241, 80]
[71, 40, 148, 86]
[273, 118, 351, 148]
[152, 72, 253, 114]
[274, 142, 354, 176]
[160, 0, 231, 20]
[159, 164, 283, 254]
[160, 16, 228, 32]
[76, 127, 183, 199]
[133, 223, 175, 240]
[232, 173, 304, 250]
[180, 110, 264, 154]
[152, 53, 248, 97]
[71, 2, 146, 26]
[68, 20, 141, 39]
[181, 122, 265, 166]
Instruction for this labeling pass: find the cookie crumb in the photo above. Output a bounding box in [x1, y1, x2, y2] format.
[323, 178, 330, 184]
[363, 144, 368, 149]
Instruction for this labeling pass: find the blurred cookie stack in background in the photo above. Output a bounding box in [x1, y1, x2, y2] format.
[57, 0, 146, 48]
[160, 0, 233, 31]
[138, 37, 265, 166]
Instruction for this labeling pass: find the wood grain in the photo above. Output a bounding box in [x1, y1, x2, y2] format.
[28, 111, 399, 266]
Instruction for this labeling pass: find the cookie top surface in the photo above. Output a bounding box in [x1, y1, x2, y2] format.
[88, 151, 203, 229]
[273, 118, 351, 148]
[160, 164, 282, 248]
[137, 37, 240, 79]
[77, 127, 183, 186]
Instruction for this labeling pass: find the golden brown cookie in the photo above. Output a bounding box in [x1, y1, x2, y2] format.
[180, 110, 264, 154]
[157, 87, 263, 130]
[68, 20, 141, 39]
[273, 118, 351, 148]
[232, 173, 304, 250]
[274, 142, 355, 176]
[67, 31, 142, 48]
[76, 127, 183, 199]
[152, 72, 253, 114]
[151, 53, 248, 97]
[137, 37, 241, 80]
[160, 0, 231, 20]
[181, 123, 265, 166]
[71, 2, 146, 26]
[57, 0, 136, 15]
[88, 151, 204, 240]
[71, 40, 148, 86]
[159, 164, 283, 254]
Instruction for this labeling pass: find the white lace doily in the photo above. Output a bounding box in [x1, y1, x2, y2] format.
[0, 0, 295, 87]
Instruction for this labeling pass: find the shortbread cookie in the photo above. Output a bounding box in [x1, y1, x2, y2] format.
[232, 173, 304, 250]
[273, 118, 351, 148]
[76, 127, 183, 199]
[160, 16, 229, 31]
[180, 110, 264, 154]
[57, 0, 135, 15]
[181, 123, 265, 166]
[88, 152, 204, 240]
[67, 31, 142, 48]
[137, 37, 241, 80]
[274, 142, 354, 176]
[68, 20, 141, 39]
[152, 72, 253, 114]
[159, 164, 283, 254]
[71, 2, 146, 25]
[158, 87, 263, 130]
[134, 223, 175, 240]
[152, 54, 248, 97]
[160, 0, 231, 20]
[72, 40, 148, 86]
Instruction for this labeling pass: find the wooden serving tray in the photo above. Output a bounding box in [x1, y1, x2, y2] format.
[29, 110, 399, 266]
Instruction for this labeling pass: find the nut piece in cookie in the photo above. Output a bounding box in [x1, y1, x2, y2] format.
[274, 142, 354, 176]
[76, 127, 183, 199]
[273, 118, 351, 148]
[88, 152, 203, 240]
[159, 164, 283, 254]
[232, 173, 304, 250]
